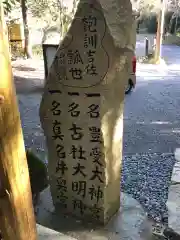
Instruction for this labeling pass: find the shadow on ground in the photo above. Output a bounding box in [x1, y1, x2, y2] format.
[36, 189, 152, 240]
[14, 76, 44, 94]
[13, 65, 36, 72]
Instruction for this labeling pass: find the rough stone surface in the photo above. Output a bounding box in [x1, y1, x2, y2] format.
[37, 224, 77, 240]
[167, 185, 180, 234]
[171, 161, 180, 183]
[99, 0, 136, 50]
[36, 187, 157, 240]
[40, 0, 135, 224]
[36, 184, 180, 239]
[122, 153, 175, 222]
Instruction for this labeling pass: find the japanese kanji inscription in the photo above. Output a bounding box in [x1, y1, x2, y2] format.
[40, 0, 135, 224]
[53, 2, 109, 88]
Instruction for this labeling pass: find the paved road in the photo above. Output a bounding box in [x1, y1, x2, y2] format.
[122, 48, 180, 220]
[124, 64, 180, 155]
[123, 44, 180, 155]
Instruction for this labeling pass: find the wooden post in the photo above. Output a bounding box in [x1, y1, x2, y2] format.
[145, 37, 149, 57]
[0, 4, 37, 240]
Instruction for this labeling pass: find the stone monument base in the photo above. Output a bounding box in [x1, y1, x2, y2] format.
[35, 186, 163, 240]
[53, 197, 120, 225]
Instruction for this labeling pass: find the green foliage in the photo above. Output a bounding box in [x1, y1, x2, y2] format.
[32, 44, 43, 57]
[26, 149, 48, 196]
[176, 27, 180, 36]
[170, 17, 176, 34]
[169, 16, 180, 34]
[146, 15, 157, 34]
[131, 0, 161, 16]
[3, 0, 17, 14]
[10, 41, 25, 60]
[28, 0, 78, 38]
[138, 11, 177, 34]
[164, 11, 173, 28]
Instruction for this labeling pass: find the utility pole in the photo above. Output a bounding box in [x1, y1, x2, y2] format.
[155, 0, 166, 63]
[0, 3, 37, 240]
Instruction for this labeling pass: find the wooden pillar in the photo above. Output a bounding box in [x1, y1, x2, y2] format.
[0, 3, 37, 240]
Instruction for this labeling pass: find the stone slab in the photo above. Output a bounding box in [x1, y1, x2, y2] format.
[36, 187, 154, 240]
[172, 148, 180, 183]
[171, 161, 180, 183]
[40, 0, 135, 224]
[167, 185, 180, 234]
[37, 224, 77, 240]
[36, 185, 180, 239]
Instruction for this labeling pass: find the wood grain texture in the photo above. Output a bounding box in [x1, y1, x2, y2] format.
[0, 4, 37, 240]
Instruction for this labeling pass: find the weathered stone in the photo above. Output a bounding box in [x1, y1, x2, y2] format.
[40, 0, 135, 224]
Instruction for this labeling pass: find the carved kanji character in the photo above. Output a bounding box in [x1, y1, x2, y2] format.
[72, 163, 86, 177]
[90, 147, 103, 166]
[87, 104, 100, 118]
[56, 160, 68, 176]
[89, 126, 102, 143]
[82, 15, 97, 32]
[52, 120, 64, 140]
[88, 185, 103, 203]
[72, 181, 86, 198]
[69, 68, 82, 80]
[90, 166, 103, 183]
[70, 145, 86, 160]
[68, 102, 80, 117]
[56, 177, 67, 192]
[86, 63, 97, 76]
[56, 144, 66, 159]
[72, 198, 86, 215]
[84, 34, 97, 48]
[69, 123, 83, 140]
[51, 100, 61, 116]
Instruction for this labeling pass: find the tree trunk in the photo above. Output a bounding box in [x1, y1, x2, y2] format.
[0, 3, 37, 240]
[154, 0, 165, 63]
[168, 15, 174, 33]
[21, 0, 32, 58]
[155, 12, 161, 62]
[175, 15, 178, 33]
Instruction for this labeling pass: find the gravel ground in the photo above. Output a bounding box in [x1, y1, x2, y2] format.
[121, 153, 176, 223]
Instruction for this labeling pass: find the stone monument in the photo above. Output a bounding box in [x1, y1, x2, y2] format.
[40, 0, 135, 224]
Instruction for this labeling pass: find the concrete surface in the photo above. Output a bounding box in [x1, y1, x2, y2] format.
[171, 161, 180, 183]
[35, 185, 180, 240]
[167, 185, 180, 234]
[36, 187, 153, 240]
[37, 224, 77, 240]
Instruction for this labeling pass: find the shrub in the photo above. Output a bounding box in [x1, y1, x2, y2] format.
[32, 44, 43, 58]
[146, 15, 157, 34]
[26, 149, 49, 198]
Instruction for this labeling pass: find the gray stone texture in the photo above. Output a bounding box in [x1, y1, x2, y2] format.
[40, 0, 135, 224]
